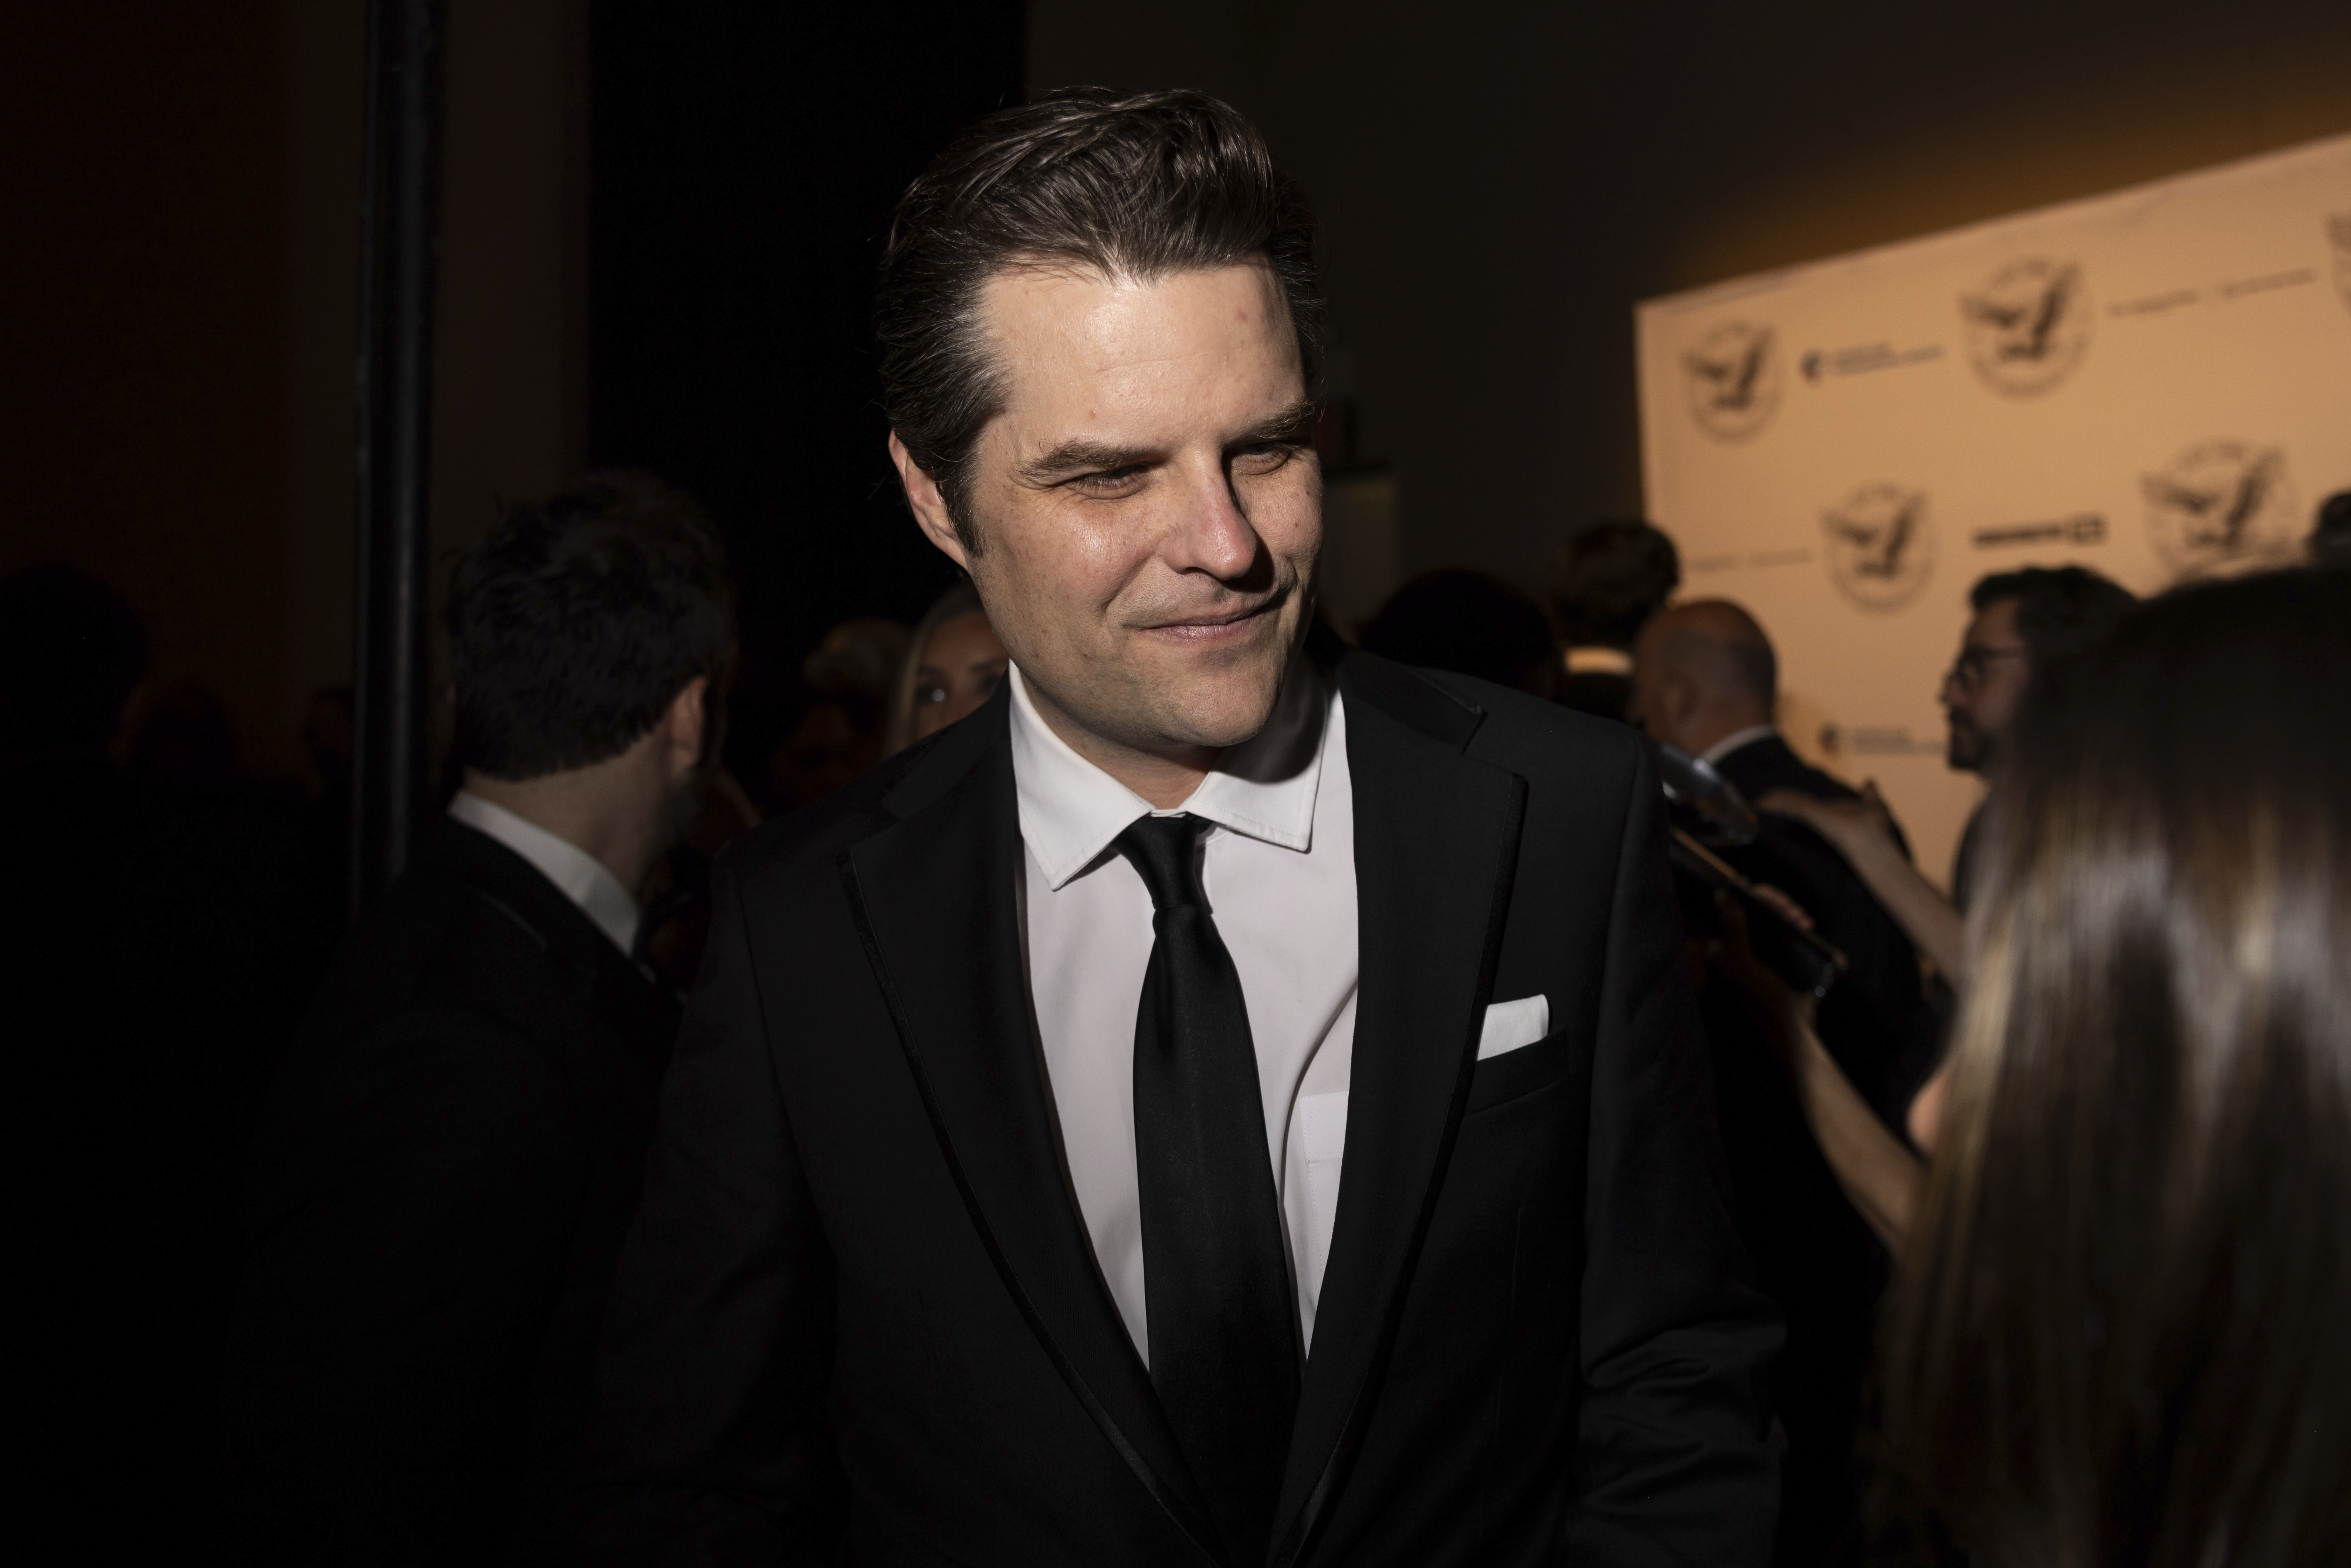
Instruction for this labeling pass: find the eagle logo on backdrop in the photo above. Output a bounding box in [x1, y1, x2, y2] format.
[2330, 213, 2351, 314]
[1959, 257, 2093, 397]
[2141, 441, 2301, 574]
[1683, 321, 1781, 440]
[1821, 482, 1935, 611]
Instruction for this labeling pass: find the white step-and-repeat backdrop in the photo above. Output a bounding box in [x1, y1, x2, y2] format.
[1636, 132, 2351, 887]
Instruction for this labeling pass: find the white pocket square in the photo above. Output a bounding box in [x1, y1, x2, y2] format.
[1477, 995, 1551, 1061]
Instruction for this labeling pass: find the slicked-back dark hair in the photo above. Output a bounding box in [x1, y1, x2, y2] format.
[447, 472, 735, 780]
[875, 87, 1322, 546]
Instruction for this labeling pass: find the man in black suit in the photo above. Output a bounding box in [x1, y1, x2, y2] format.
[219, 475, 732, 1563]
[576, 89, 1778, 1568]
[1630, 599, 1937, 1567]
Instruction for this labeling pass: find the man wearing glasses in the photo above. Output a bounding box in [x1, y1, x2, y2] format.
[1942, 567, 2137, 907]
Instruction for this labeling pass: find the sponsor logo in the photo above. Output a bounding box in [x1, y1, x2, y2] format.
[2141, 441, 2300, 573]
[1800, 341, 1944, 383]
[1971, 513, 2106, 550]
[2218, 267, 2313, 301]
[1821, 483, 1934, 611]
[1843, 726, 1944, 757]
[2331, 214, 2351, 314]
[1959, 257, 2092, 397]
[1683, 321, 1780, 440]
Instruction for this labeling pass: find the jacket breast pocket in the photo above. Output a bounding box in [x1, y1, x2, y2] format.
[1463, 1026, 1575, 1117]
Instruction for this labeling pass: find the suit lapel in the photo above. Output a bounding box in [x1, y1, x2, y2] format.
[1270, 655, 1528, 1567]
[842, 691, 1225, 1564]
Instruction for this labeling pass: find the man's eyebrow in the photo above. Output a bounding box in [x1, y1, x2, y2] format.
[1015, 439, 1154, 485]
[1230, 400, 1321, 448]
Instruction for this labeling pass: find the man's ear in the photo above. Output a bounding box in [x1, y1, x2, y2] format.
[889, 431, 972, 571]
[660, 676, 709, 783]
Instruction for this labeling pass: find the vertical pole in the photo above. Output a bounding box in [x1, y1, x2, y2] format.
[349, 0, 446, 920]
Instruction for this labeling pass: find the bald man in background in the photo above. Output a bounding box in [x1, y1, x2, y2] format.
[1630, 600, 1937, 1122]
[1632, 600, 1939, 1568]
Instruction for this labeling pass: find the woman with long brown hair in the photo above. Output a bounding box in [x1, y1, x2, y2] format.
[1879, 567, 2351, 1565]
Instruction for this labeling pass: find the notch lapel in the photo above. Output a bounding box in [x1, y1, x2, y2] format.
[1268, 656, 1528, 1567]
[842, 694, 1225, 1565]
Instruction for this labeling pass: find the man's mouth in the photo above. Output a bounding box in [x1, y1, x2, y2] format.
[1140, 596, 1282, 641]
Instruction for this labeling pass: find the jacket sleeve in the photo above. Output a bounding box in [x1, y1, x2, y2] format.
[1566, 744, 1784, 1566]
[218, 1009, 580, 1563]
[572, 853, 842, 1565]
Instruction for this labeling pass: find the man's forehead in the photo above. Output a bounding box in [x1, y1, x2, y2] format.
[1967, 597, 2022, 643]
[976, 262, 1298, 413]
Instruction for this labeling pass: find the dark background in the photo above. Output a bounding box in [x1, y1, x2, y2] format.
[0, 4, 2344, 1551]
[3, 0, 2347, 780]
[588, 1, 1024, 697]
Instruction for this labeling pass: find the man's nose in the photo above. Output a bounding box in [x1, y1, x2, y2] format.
[1162, 465, 1263, 583]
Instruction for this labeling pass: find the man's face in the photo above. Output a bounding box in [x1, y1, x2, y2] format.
[898, 261, 1320, 763]
[1942, 597, 2032, 773]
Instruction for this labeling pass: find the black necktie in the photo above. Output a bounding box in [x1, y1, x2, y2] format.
[1115, 813, 1299, 1564]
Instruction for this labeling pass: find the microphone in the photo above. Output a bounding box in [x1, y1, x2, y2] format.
[1653, 743, 1759, 845]
[1650, 742, 1849, 1000]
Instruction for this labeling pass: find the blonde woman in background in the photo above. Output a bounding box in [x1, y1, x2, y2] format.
[885, 581, 1008, 754]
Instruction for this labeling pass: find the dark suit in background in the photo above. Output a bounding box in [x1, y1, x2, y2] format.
[1691, 732, 1937, 1568]
[576, 655, 1779, 1567]
[1710, 733, 1935, 1130]
[220, 817, 678, 1564]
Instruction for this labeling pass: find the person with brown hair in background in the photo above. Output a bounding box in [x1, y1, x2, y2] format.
[219, 473, 732, 1564]
[1876, 568, 2351, 1565]
[885, 580, 1009, 753]
[1711, 568, 2351, 1565]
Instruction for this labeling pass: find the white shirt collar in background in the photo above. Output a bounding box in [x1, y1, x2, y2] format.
[1701, 723, 1779, 768]
[448, 790, 642, 957]
[1006, 658, 1328, 889]
[1564, 646, 1633, 676]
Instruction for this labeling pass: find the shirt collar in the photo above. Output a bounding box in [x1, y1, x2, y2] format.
[448, 790, 643, 957]
[1564, 645, 1633, 676]
[1007, 657, 1332, 891]
[1700, 723, 1780, 768]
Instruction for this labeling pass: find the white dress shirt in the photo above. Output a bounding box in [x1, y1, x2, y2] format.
[1009, 660, 1356, 1360]
[448, 790, 643, 958]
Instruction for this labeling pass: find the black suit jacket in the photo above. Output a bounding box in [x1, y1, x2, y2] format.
[220, 816, 679, 1564]
[575, 654, 1780, 1567]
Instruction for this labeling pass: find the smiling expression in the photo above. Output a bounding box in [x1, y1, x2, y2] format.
[894, 261, 1320, 778]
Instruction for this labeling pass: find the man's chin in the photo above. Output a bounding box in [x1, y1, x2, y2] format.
[1138, 648, 1292, 751]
